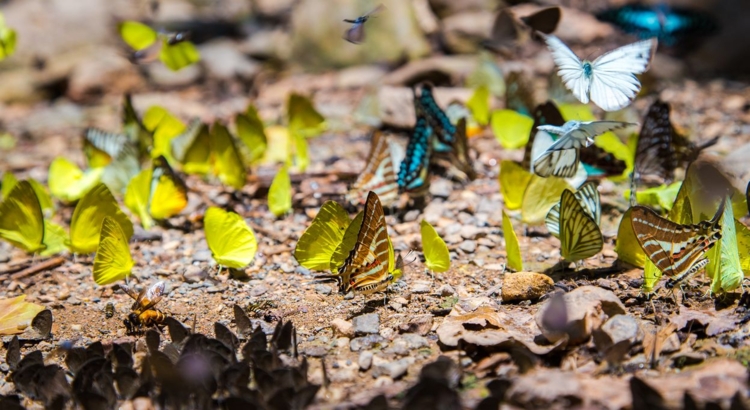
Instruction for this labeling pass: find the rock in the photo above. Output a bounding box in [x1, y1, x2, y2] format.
[459, 225, 482, 240]
[353, 313, 380, 335]
[251, 0, 294, 16]
[429, 179, 453, 198]
[410, 281, 432, 294]
[146, 63, 202, 88]
[399, 315, 434, 336]
[359, 351, 374, 370]
[441, 12, 494, 54]
[314, 284, 333, 295]
[535, 286, 627, 345]
[199, 40, 261, 81]
[250, 285, 268, 297]
[303, 342, 329, 357]
[350, 335, 385, 352]
[183, 266, 207, 283]
[403, 209, 421, 222]
[192, 250, 213, 262]
[501, 272, 554, 302]
[372, 357, 413, 379]
[332, 318, 354, 338]
[428, 0, 498, 18]
[459, 240, 477, 253]
[438, 284, 456, 297]
[593, 315, 639, 363]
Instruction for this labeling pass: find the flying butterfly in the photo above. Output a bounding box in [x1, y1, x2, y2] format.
[118, 281, 167, 334]
[542, 34, 657, 111]
[596, 3, 717, 47]
[532, 120, 635, 178]
[321, 191, 399, 295]
[633, 99, 717, 186]
[343, 4, 385, 44]
[554, 189, 604, 263]
[397, 116, 434, 196]
[630, 200, 724, 289]
[346, 131, 403, 208]
[546, 181, 600, 238]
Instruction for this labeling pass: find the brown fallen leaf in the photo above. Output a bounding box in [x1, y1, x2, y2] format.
[670, 307, 737, 337]
[0, 295, 46, 336]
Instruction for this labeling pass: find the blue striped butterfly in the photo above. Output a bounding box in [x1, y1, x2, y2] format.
[323, 191, 402, 294]
[596, 4, 717, 47]
[542, 34, 657, 112]
[633, 99, 717, 186]
[552, 189, 603, 263]
[532, 120, 634, 178]
[397, 117, 433, 195]
[630, 199, 724, 289]
[346, 132, 403, 208]
[413, 83, 455, 152]
[546, 181, 600, 238]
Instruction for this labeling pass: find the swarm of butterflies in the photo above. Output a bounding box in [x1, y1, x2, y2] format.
[0, 1, 736, 316]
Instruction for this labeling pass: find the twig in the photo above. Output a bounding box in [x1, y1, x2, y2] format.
[10, 257, 66, 280]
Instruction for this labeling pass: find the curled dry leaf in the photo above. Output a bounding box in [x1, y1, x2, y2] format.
[669, 307, 736, 337]
[435, 305, 562, 355]
[0, 295, 45, 336]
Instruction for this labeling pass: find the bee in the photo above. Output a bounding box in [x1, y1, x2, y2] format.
[246, 300, 278, 322]
[118, 281, 167, 334]
[105, 302, 115, 319]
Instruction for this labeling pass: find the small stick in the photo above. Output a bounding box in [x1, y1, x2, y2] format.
[10, 257, 66, 280]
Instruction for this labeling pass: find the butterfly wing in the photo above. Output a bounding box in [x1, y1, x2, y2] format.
[204, 207, 257, 269]
[505, 71, 536, 116]
[533, 148, 580, 178]
[523, 101, 566, 169]
[0, 181, 45, 253]
[570, 121, 635, 147]
[149, 155, 188, 220]
[69, 183, 134, 254]
[210, 122, 246, 190]
[546, 181, 600, 238]
[420, 219, 450, 273]
[125, 169, 155, 229]
[542, 35, 589, 104]
[559, 189, 603, 262]
[347, 132, 399, 207]
[414, 83, 456, 150]
[171, 119, 211, 174]
[397, 117, 433, 194]
[634, 100, 677, 184]
[589, 38, 656, 111]
[520, 7, 560, 34]
[93, 216, 134, 285]
[295, 201, 351, 271]
[122, 94, 153, 159]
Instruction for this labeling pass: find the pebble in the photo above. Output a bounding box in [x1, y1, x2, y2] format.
[484, 263, 506, 271]
[403, 210, 421, 222]
[501, 272, 554, 302]
[315, 284, 333, 295]
[183, 266, 207, 283]
[359, 351, 374, 370]
[71, 324, 82, 331]
[250, 285, 269, 297]
[595, 278, 617, 291]
[387, 334, 429, 355]
[459, 240, 477, 253]
[399, 316, 434, 336]
[303, 342, 329, 357]
[353, 313, 380, 335]
[206, 286, 222, 294]
[332, 318, 354, 338]
[410, 281, 432, 294]
[67, 297, 82, 306]
[438, 284, 456, 297]
[460, 225, 482, 239]
[295, 266, 311, 276]
[350, 335, 385, 351]
[372, 357, 413, 379]
[598, 315, 639, 346]
[192, 250, 213, 262]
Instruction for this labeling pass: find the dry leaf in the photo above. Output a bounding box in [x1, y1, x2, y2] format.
[0, 295, 45, 336]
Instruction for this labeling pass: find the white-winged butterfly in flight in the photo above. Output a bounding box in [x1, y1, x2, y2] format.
[630, 199, 724, 290]
[542, 34, 657, 111]
[344, 4, 385, 44]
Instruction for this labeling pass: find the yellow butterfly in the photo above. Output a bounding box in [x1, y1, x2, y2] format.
[268, 166, 292, 217]
[119, 21, 200, 71]
[210, 122, 246, 190]
[2, 173, 55, 218]
[171, 119, 211, 175]
[83, 128, 141, 194]
[420, 219, 450, 273]
[93, 216, 134, 285]
[68, 183, 134, 254]
[553, 189, 603, 263]
[0, 180, 46, 253]
[125, 156, 188, 229]
[204, 206, 258, 270]
[294, 200, 351, 271]
[235, 103, 267, 166]
[0, 12, 16, 61]
[48, 157, 105, 203]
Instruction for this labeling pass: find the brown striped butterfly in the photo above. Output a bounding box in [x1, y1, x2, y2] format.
[630, 199, 724, 289]
[346, 132, 403, 208]
[322, 191, 401, 295]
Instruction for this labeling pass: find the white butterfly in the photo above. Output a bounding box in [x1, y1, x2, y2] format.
[529, 126, 587, 188]
[532, 120, 635, 178]
[542, 34, 657, 112]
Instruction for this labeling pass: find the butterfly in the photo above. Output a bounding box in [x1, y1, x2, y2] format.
[533, 120, 634, 178]
[633, 99, 717, 186]
[485, 7, 560, 55]
[92, 216, 134, 285]
[546, 181, 600, 238]
[0, 180, 46, 253]
[596, 4, 717, 47]
[413, 83, 456, 152]
[295, 201, 352, 272]
[420, 220, 450, 273]
[397, 116, 434, 195]
[119, 21, 199, 71]
[554, 189, 604, 263]
[346, 132, 403, 208]
[630, 199, 724, 289]
[68, 183, 134, 254]
[331, 191, 398, 294]
[83, 128, 141, 193]
[343, 4, 385, 44]
[124, 155, 188, 229]
[268, 166, 292, 217]
[542, 34, 657, 111]
[204, 206, 258, 270]
[122, 94, 153, 159]
[505, 71, 536, 117]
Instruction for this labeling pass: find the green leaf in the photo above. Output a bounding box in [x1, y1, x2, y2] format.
[118, 21, 157, 51]
[706, 198, 743, 294]
[502, 210, 523, 271]
[466, 86, 490, 126]
[288, 94, 326, 138]
[159, 38, 200, 71]
[490, 110, 533, 149]
[420, 220, 450, 273]
[499, 161, 532, 210]
[268, 166, 292, 217]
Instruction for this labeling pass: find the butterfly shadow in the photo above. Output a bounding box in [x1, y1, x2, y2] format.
[543, 261, 626, 283]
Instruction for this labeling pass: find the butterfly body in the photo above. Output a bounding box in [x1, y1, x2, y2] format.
[630, 201, 723, 288]
[398, 117, 433, 194]
[542, 34, 657, 111]
[343, 4, 384, 44]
